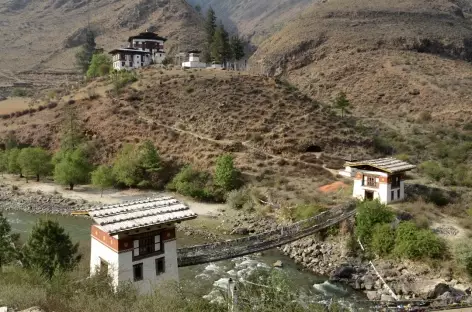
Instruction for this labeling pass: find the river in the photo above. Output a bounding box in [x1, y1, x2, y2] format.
[5, 210, 366, 310]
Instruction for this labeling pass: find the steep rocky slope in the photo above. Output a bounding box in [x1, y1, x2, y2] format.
[186, 0, 315, 43]
[250, 0, 472, 123]
[0, 0, 205, 73]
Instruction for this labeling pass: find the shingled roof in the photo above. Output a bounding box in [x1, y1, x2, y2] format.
[346, 157, 416, 174]
[87, 196, 197, 235]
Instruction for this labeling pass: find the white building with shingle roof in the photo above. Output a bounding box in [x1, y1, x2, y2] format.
[85, 196, 197, 294]
[345, 157, 416, 204]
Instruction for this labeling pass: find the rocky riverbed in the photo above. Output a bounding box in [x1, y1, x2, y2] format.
[0, 184, 93, 214]
[226, 212, 472, 305]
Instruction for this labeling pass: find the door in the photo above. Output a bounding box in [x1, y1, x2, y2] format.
[365, 190, 374, 201]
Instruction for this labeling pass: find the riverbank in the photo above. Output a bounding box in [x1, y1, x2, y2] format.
[221, 210, 472, 306]
[1, 175, 471, 306]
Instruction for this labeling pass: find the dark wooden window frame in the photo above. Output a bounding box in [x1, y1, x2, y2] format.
[391, 175, 401, 188]
[363, 175, 379, 188]
[132, 233, 164, 261]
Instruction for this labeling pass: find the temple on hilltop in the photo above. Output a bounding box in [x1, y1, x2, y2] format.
[340, 157, 416, 204]
[83, 196, 197, 294]
[109, 31, 167, 71]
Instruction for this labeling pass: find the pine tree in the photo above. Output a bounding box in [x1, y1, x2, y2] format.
[22, 219, 81, 279]
[75, 29, 97, 74]
[203, 7, 217, 62]
[60, 105, 84, 152]
[0, 150, 7, 176]
[0, 212, 19, 271]
[334, 92, 351, 118]
[211, 24, 231, 65]
[230, 35, 245, 61]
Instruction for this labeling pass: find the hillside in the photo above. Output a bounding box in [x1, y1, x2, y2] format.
[250, 0, 472, 124]
[0, 68, 373, 201]
[0, 0, 205, 75]
[186, 0, 315, 44]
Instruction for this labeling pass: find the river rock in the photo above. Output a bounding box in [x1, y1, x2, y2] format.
[331, 265, 355, 279]
[427, 283, 465, 299]
[231, 227, 249, 235]
[363, 275, 375, 290]
[273, 260, 283, 268]
[380, 294, 394, 302]
[366, 291, 380, 301]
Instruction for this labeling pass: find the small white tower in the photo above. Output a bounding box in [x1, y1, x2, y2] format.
[86, 197, 197, 294]
[346, 157, 416, 204]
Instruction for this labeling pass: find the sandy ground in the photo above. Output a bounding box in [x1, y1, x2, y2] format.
[0, 97, 32, 114]
[1, 175, 225, 217]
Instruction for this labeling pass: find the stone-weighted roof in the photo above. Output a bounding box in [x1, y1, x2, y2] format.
[87, 196, 197, 235]
[346, 157, 416, 174]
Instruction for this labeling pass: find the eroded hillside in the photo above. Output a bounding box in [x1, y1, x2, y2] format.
[0, 68, 373, 201]
[0, 0, 205, 73]
[251, 0, 472, 123]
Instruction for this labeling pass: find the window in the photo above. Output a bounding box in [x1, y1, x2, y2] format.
[156, 258, 165, 275]
[391, 191, 394, 201]
[133, 234, 163, 260]
[133, 263, 143, 281]
[365, 176, 377, 188]
[122, 62, 125, 67]
[397, 189, 401, 199]
[392, 176, 401, 188]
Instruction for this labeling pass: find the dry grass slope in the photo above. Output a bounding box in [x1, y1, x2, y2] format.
[0, 68, 372, 202]
[251, 0, 472, 124]
[0, 0, 205, 74]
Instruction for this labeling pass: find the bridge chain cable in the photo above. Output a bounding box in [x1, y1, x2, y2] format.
[177, 202, 357, 267]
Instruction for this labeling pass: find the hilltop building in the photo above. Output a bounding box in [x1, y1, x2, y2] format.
[181, 50, 207, 68]
[342, 157, 416, 204]
[110, 31, 167, 70]
[86, 197, 197, 294]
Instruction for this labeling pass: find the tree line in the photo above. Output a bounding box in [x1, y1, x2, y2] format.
[203, 7, 245, 66]
[0, 107, 242, 200]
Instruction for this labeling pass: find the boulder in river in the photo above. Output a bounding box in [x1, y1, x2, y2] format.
[273, 260, 283, 268]
[427, 283, 465, 299]
[331, 265, 355, 279]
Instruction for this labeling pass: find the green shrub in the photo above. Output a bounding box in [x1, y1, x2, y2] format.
[371, 223, 395, 256]
[453, 239, 472, 276]
[167, 166, 221, 202]
[227, 188, 250, 210]
[109, 70, 138, 93]
[294, 204, 326, 221]
[11, 88, 29, 97]
[466, 256, 472, 277]
[214, 154, 241, 192]
[394, 221, 447, 260]
[355, 200, 395, 242]
[419, 161, 447, 182]
[87, 53, 112, 78]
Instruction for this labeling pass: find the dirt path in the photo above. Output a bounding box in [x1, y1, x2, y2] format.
[1, 175, 224, 217]
[138, 114, 328, 172]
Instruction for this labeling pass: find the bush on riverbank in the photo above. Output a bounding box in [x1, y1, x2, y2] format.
[356, 201, 447, 261]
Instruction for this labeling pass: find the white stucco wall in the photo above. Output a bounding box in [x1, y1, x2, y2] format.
[182, 61, 207, 68]
[117, 240, 178, 295]
[90, 237, 120, 288]
[352, 170, 406, 204]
